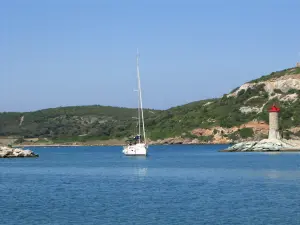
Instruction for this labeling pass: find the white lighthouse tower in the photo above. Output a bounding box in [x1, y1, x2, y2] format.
[268, 104, 281, 140]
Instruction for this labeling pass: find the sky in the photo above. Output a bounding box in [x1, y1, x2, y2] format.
[0, 0, 300, 112]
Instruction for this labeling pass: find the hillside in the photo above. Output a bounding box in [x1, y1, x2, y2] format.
[146, 66, 300, 144]
[0, 105, 160, 144]
[1, 66, 300, 145]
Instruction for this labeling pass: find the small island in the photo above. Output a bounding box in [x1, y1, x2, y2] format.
[0, 145, 38, 158]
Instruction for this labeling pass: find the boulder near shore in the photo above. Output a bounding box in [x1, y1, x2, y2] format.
[0, 146, 39, 158]
[220, 139, 300, 152]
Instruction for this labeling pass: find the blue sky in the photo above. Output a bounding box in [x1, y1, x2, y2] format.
[1, 0, 300, 112]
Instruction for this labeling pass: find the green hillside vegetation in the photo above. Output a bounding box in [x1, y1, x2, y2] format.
[0, 105, 160, 142]
[1, 67, 300, 144]
[250, 67, 300, 83]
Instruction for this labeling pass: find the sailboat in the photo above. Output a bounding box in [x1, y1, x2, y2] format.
[122, 50, 148, 156]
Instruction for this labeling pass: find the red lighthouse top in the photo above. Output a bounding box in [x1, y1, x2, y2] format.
[269, 104, 280, 112]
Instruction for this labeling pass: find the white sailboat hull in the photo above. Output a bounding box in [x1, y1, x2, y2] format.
[123, 143, 147, 156]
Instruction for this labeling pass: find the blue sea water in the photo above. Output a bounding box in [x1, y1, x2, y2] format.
[1, 145, 300, 225]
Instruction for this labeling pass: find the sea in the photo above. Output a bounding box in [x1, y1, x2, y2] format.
[1, 145, 300, 225]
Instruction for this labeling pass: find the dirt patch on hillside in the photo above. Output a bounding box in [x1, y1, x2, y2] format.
[192, 120, 269, 138]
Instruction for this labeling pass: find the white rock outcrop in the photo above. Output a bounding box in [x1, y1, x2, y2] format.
[203, 101, 213, 106]
[264, 78, 300, 93]
[228, 73, 300, 99]
[222, 139, 295, 152]
[239, 106, 260, 114]
[280, 93, 298, 102]
[0, 146, 38, 158]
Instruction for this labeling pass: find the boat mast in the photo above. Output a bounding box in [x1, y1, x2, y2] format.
[136, 49, 146, 144]
[136, 50, 141, 143]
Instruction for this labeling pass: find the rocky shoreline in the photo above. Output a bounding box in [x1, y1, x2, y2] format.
[13, 142, 229, 148]
[13, 137, 232, 147]
[148, 137, 231, 145]
[0, 146, 39, 158]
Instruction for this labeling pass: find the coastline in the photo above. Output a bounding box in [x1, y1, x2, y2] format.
[2, 137, 234, 148]
[12, 142, 300, 153]
[13, 144, 124, 148]
[13, 142, 232, 148]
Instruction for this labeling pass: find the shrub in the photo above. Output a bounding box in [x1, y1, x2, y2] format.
[228, 132, 239, 141]
[198, 135, 213, 142]
[274, 89, 283, 94]
[287, 89, 298, 94]
[238, 128, 254, 138]
[14, 137, 25, 144]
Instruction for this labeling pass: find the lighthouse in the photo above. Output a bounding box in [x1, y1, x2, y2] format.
[268, 104, 281, 140]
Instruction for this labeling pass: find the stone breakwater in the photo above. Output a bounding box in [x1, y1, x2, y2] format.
[220, 139, 300, 152]
[0, 146, 39, 158]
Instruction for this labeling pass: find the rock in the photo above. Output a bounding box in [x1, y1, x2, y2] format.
[222, 139, 294, 152]
[239, 106, 260, 114]
[191, 139, 200, 144]
[0, 146, 38, 158]
[182, 138, 192, 145]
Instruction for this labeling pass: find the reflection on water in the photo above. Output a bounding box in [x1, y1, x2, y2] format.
[134, 167, 148, 177]
[262, 152, 300, 155]
[125, 155, 148, 160]
[264, 170, 281, 179]
[262, 152, 281, 155]
[2, 166, 300, 181]
[262, 170, 300, 179]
